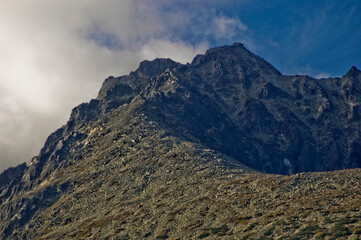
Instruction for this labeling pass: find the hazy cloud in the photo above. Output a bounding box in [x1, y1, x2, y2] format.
[1, 1, 238, 171]
[315, 73, 331, 79]
[212, 16, 248, 40]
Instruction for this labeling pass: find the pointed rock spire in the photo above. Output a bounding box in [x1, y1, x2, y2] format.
[344, 66, 361, 77]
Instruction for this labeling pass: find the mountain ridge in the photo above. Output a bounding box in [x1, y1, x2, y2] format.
[1, 42, 361, 187]
[0, 43, 361, 239]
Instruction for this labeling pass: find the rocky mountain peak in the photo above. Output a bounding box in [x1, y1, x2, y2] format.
[137, 58, 180, 77]
[96, 58, 180, 101]
[191, 42, 281, 79]
[1, 43, 361, 239]
[18, 43, 361, 177]
[345, 65, 361, 78]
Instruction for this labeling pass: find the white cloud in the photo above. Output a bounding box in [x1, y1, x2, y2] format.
[315, 73, 331, 79]
[212, 16, 248, 40]
[0, 1, 215, 172]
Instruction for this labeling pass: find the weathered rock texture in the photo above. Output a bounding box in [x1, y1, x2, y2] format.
[1, 43, 361, 239]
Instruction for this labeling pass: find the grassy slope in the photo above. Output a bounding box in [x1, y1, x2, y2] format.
[6, 101, 358, 240]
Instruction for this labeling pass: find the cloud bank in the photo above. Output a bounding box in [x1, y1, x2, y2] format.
[0, 1, 248, 171]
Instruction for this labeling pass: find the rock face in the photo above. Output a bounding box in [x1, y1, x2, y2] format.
[88, 43, 360, 175]
[0, 43, 361, 239]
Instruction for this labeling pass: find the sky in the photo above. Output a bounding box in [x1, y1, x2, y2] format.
[0, 0, 360, 172]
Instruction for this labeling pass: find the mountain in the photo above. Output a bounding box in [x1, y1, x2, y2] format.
[1, 43, 361, 239]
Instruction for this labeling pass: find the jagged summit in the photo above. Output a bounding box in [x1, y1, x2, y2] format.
[345, 65, 361, 77]
[137, 58, 180, 76]
[97, 58, 180, 100]
[191, 42, 281, 77]
[1, 43, 361, 239]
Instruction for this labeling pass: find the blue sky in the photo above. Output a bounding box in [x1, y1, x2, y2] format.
[152, 0, 361, 77]
[0, 0, 360, 171]
[238, 0, 360, 77]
